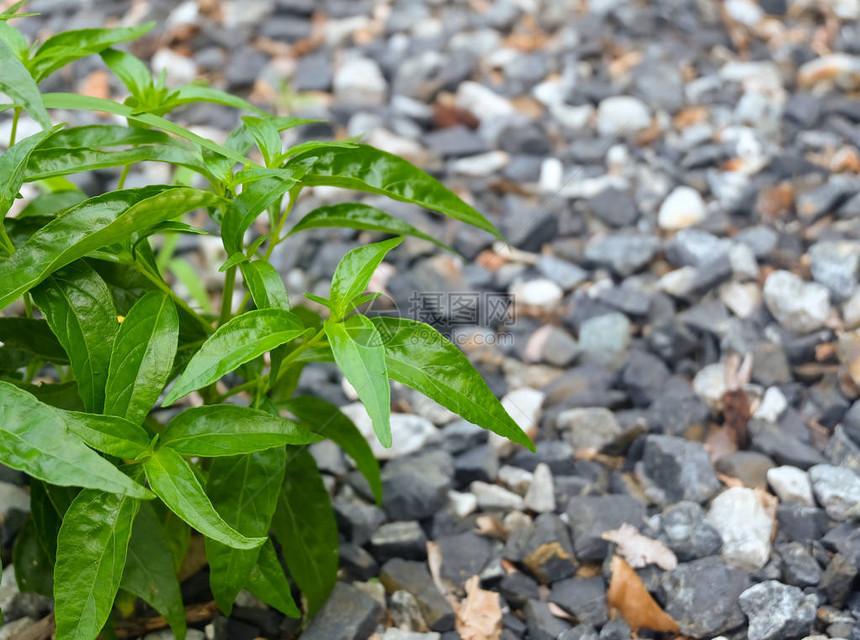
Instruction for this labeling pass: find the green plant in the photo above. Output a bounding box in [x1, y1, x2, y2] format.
[0, 7, 534, 639]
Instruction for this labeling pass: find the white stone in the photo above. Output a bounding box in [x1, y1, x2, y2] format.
[753, 387, 788, 423]
[798, 54, 860, 91]
[658, 267, 698, 298]
[456, 81, 516, 119]
[658, 186, 708, 230]
[0, 482, 30, 515]
[763, 270, 832, 334]
[471, 481, 525, 510]
[151, 49, 198, 89]
[556, 407, 621, 452]
[725, 0, 765, 25]
[843, 288, 860, 329]
[729, 242, 760, 280]
[524, 463, 556, 513]
[382, 630, 442, 640]
[448, 490, 478, 519]
[767, 466, 815, 507]
[490, 387, 544, 456]
[539, 157, 564, 192]
[449, 151, 509, 177]
[339, 403, 437, 460]
[334, 57, 388, 107]
[693, 363, 728, 408]
[550, 102, 595, 130]
[499, 465, 534, 495]
[596, 96, 652, 138]
[809, 464, 860, 521]
[511, 278, 564, 312]
[720, 281, 761, 319]
[707, 487, 775, 570]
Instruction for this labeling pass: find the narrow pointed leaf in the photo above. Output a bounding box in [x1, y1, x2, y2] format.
[166, 85, 268, 115]
[143, 447, 266, 550]
[31, 262, 118, 412]
[160, 404, 320, 456]
[372, 317, 535, 451]
[42, 125, 170, 149]
[62, 412, 152, 459]
[245, 540, 300, 618]
[163, 309, 305, 405]
[29, 23, 155, 82]
[288, 202, 452, 251]
[289, 145, 503, 240]
[0, 38, 51, 128]
[0, 126, 62, 221]
[206, 448, 286, 615]
[0, 186, 220, 310]
[0, 379, 83, 411]
[17, 190, 87, 219]
[328, 237, 402, 319]
[282, 395, 382, 505]
[121, 502, 187, 640]
[325, 316, 391, 447]
[100, 48, 153, 98]
[271, 447, 338, 617]
[0, 382, 153, 498]
[13, 519, 53, 596]
[104, 291, 178, 424]
[221, 173, 301, 255]
[241, 261, 290, 311]
[54, 489, 140, 640]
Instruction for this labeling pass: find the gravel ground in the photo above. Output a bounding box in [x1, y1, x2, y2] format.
[2, 0, 860, 639]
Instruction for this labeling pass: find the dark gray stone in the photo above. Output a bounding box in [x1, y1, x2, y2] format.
[424, 126, 488, 157]
[647, 378, 711, 438]
[777, 542, 822, 587]
[776, 504, 830, 543]
[505, 513, 578, 583]
[524, 599, 573, 640]
[550, 576, 608, 626]
[334, 499, 385, 545]
[300, 582, 383, 640]
[586, 188, 639, 228]
[380, 559, 455, 632]
[339, 542, 378, 581]
[436, 532, 493, 589]
[566, 495, 646, 560]
[621, 350, 671, 407]
[584, 232, 661, 277]
[654, 501, 723, 561]
[641, 435, 721, 504]
[382, 452, 452, 520]
[371, 521, 428, 563]
[819, 552, 858, 607]
[498, 572, 541, 608]
[661, 556, 750, 639]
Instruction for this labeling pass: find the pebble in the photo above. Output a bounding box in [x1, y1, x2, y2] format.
[510, 278, 564, 313]
[455, 81, 516, 119]
[449, 151, 509, 177]
[300, 582, 383, 640]
[767, 466, 815, 507]
[763, 270, 832, 334]
[577, 313, 631, 366]
[707, 487, 775, 570]
[658, 186, 708, 231]
[595, 96, 652, 138]
[566, 495, 646, 560]
[738, 580, 817, 640]
[380, 559, 455, 632]
[523, 463, 555, 513]
[471, 481, 525, 511]
[333, 57, 388, 107]
[341, 404, 437, 460]
[652, 501, 723, 562]
[808, 464, 860, 521]
[641, 435, 721, 504]
[555, 407, 621, 453]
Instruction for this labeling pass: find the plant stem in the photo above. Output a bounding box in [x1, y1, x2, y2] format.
[0, 225, 14, 255]
[117, 164, 131, 189]
[134, 263, 213, 335]
[23, 292, 33, 319]
[218, 266, 236, 326]
[9, 107, 21, 146]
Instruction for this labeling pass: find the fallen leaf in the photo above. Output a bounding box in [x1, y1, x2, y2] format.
[455, 576, 503, 640]
[601, 524, 678, 571]
[547, 602, 576, 621]
[607, 555, 680, 634]
[717, 472, 745, 489]
[427, 541, 454, 597]
[475, 515, 507, 541]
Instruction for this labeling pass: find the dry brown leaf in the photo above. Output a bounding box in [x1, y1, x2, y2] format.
[601, 524, 678, 571]
[606, 555, 680, 634]
[455, 576, 503, 640]
[717, 472, 744, 489]
[426, 541, 453, 597]
[475, 515, 508, 541]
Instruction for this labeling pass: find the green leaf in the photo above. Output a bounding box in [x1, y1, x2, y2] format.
[271, 446, 338, 617]
[372, 317, 535, 451]
[242, 116, 282, 167]
[121, 502, 187, 640]
[42, 93, 252, 166]
[100, 48, 153, 99]
[328, 236, 402, 319]
[104, 291, 178, 424]
[54, 489, 140, 640]
[288, 202, 453, 251]
[143, 447, 266, 550]
[0, 317, 68, 363]
[28, 23, 155, 82]
[0, 381, 153, 498]
[241, 260, 290, 311]
[25, 143, 210, 181]
[163, 309, 305, 405]
[167, 257, 214, 315]
[43, 125, 171, 148]
[282, 395, 382, 505]
[31, 262, 118, 412]
[16, 189, 87, 219]
[0, 379, 84, 411]
[289, 145, 503, 240]
[0, 126, 62, 222]
[221, 173, 302, 255]
[62, 411, 152, 459]
[13, 519, 53, 596]
[30, 481, 62, 561]
[206, 448, 286, 615]
[166, 85, 268, 116]
[160, 404, 320, 456]
[245, 540, 300, 618]
[0, 38, 51, 128]
[325, 317, 391, 447]
[0, 186, 220, 310]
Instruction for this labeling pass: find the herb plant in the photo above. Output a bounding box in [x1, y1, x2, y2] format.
[0, 7, 533, 639]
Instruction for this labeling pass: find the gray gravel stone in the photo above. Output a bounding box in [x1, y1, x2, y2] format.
[300, 582, 383, 640]
[641, 435, 721, 504]
[809, 464, 860, 520]
[738, 580, 817, 640]
[566, 495, 646, 560]
[380, 559, 455, 632]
